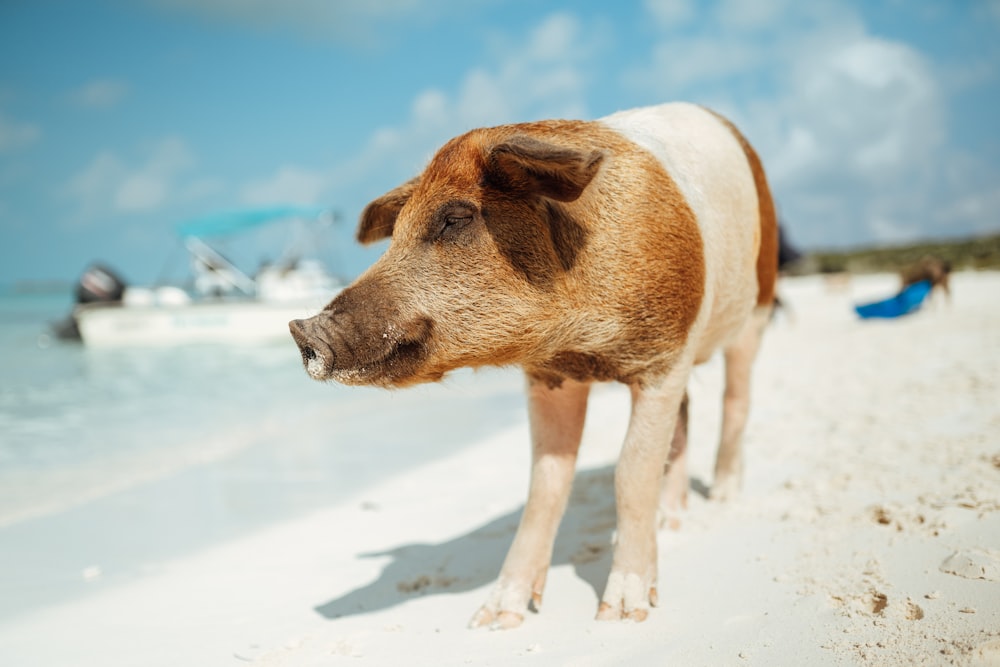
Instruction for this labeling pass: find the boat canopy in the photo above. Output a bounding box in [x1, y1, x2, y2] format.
[176, 205, 328, 238]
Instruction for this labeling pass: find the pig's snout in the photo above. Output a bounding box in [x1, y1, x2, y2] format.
[289, 317, 334, 380]
[289, 293, 436, 387]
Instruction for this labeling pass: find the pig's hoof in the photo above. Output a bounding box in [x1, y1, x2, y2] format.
[657, 508, 683, 531]
[658, 481, 687, 529]
[470, 574, 544, 629]
[709, 474, 741, 502]
[596, 601, 651, 622]
[469, 606, 492, 628]
[493, 611, 524, 630]
[596, 572, 656, 622]
[469, 606, 523, 630]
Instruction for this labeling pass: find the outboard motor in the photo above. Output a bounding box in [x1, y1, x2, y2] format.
[76, 263, 127, 304]
[53, 263, 128, 341]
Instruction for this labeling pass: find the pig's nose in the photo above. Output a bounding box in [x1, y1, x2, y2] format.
[289, 319, 331, 377]
[289, 318, 308, 346]
[289, 319, 314, 356]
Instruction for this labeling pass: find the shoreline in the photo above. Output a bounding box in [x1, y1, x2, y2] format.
[0, 364, 529, 620]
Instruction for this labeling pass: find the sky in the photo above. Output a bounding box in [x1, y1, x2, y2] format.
[1, 0, 999, 286]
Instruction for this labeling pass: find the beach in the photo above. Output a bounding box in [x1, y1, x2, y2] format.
[0, 271, 998, 666]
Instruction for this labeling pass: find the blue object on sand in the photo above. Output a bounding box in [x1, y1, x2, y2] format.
[854, 280, 933, 319]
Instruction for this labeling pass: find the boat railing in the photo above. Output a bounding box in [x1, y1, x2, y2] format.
[184, 237, 258, 297]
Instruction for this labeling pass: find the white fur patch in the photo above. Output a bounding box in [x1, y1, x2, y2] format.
[600, 102, 760, 358]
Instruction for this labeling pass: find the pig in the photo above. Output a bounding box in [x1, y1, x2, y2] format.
[900, 255, 951, 303]
[290, 102, 778, 628]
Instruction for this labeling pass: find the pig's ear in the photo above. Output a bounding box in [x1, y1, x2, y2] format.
[357, 177, 420, 244]
[487, 136, 604, 203]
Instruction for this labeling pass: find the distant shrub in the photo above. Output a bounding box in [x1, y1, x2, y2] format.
[799, 233, 1000, 275]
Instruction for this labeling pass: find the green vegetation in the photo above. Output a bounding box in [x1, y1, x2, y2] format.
[789, 233, 1000, 275]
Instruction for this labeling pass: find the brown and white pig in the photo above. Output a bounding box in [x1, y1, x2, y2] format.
[290, 102, 778, 628]
[900, 255, 951, 303]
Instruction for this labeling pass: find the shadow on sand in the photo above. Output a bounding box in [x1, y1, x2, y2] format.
[314, 465, 619, 621]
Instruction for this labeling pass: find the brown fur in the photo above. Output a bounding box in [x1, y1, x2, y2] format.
[707, 111, 778, 306]
[900, 255, 951, 301]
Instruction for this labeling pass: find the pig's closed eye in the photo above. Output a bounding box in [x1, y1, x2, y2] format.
[432, 201, 476, 241]
[439, 214, 473, 240]
[445, 215, 472, 228]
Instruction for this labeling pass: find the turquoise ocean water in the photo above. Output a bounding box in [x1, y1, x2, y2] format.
[0, 288, 526, 619]
[0, 289, 353, 520]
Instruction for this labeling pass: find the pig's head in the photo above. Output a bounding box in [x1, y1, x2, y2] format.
[289, 126, 605, 388]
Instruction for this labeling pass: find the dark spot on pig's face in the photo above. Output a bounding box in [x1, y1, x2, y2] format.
[459, 198, 586, 288]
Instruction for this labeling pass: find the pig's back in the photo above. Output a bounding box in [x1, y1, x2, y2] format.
[600, 103, 763, 361]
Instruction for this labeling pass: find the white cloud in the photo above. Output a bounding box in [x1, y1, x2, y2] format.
[644, 0, 696, 28]
[632, 37, 764, 90]
[118, 137, 194, 210]
[67, 151, 125, 213]
[67, 137, 197, 221]
[71, 79, 129, 109]
[143, 4, 577, 232]
[754, 33, 949, 245]
[240, 164, 331, 205]
[714, 0, 792, 30]
[455, 15, 591, 127]
[0, 113, 41, 152]
[629, 0, 997, 248]
[772, 36, 943, 180]
[330, 11, 597, 195]
[179, 177, 226, 203]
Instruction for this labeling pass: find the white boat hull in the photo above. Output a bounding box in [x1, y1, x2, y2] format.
[76, 298, 335, 346]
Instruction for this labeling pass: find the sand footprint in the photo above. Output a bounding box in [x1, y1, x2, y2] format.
[967, 640, 1000, 667]
[939, 549, 1000, 582]
[904, 599, 924, 620]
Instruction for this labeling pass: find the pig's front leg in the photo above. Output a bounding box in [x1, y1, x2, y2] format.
[470, 376, 590, 630]
[597, 367, 689, 622]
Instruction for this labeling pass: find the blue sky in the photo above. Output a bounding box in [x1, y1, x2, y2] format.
[1, 0, 998, 286]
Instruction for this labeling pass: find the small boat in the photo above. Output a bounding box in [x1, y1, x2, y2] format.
[55, 206, 344, 346]
[854, 280, 932, 319]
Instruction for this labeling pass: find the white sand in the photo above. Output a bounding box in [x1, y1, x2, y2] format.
[1, 271, 998, 666]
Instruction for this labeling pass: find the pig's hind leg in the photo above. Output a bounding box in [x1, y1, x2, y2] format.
[710, 304, 771, 501]
[470, 376, 590, 630]
[658, 391, 689, 530]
